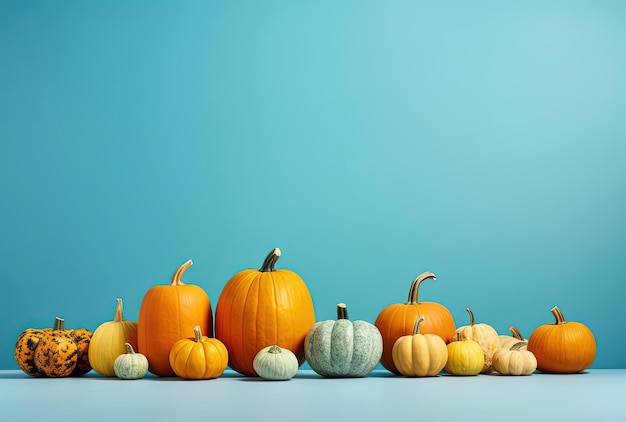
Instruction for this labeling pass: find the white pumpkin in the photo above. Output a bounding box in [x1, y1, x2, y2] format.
[114, 343, 149, 380]
[253, 345, 299, 381]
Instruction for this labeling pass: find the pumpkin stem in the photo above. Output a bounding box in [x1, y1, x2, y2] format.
[465, 308, 475, 326]
[337, 303, 349, 320]
[170, 260, 193, 286]
[53, 317, 65, 331]
[124, 343, 136, 354]
[407, 272, 436, 304]
[268, 345, 282, 354]
[193, 325, 204, 342]
[551, 306, 567, 325]
[114, 298, 125, 322]
[259, 248, 281, 272]
[413, 316, 425, 335]
[511, 342, 527, 351]
[508, 326, 524, 340]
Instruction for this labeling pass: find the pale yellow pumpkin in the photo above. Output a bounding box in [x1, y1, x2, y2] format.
[454, 308, 500, 373]
[492, 342, 537, 376]
[499, 326, 527, 351]
[392, 316, 448, 377]
[89, 298, 138, 377]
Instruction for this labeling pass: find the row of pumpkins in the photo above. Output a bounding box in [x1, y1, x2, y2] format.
[14, 248, 597, 380]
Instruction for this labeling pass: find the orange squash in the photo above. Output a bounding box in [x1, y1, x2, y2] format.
[214, 248, 316, 376]
[169, 326, 228, 380]
[527, 306, 596, 373]
[374, 271, 456, 374]
[137, 260, 212, 376]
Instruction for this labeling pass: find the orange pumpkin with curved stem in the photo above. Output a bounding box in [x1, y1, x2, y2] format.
[137, 260, 212, 377]
[374, 271, 456, 375]
[169, 326, 228, 380]
[527, 306, 596, 373]
[215, 248, 316, 376]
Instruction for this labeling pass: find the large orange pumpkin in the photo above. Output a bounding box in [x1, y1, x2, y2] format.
[137, 260, 212, 376]
[374, 271, 456, 375]
[214, 248, 316, 376]
[527, 306, 596, 373]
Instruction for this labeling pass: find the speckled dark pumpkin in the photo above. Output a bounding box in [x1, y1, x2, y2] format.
[14, 317, 91, 378]
[70, 328, 92, 376]
[14, 328, 49, 376]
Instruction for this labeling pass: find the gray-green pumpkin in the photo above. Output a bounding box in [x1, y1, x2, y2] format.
[305, 303, 383, 377]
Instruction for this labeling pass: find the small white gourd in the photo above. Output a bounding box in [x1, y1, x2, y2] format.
[253, 345, 299, 381]
[114, 343, 149, 380]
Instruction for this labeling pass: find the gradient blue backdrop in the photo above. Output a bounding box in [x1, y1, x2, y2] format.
[1, 0, 625, 370]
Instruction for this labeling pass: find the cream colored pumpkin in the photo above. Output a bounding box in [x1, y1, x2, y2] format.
[392, 316, 448, 377]
[492, 342, 537, 376]
[114, 343, 149, 380]
[253, 345, 299, 381]
[499, 326, 528, 351]
[89, 298, 138, 377]
[454, 308, 500, 373]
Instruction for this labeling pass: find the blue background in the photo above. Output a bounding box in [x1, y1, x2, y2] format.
[1, 0, 624, 370]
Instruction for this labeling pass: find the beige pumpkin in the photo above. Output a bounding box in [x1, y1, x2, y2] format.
[392, 316, 448, 377]
[492, 342, 537, 376]
[89, 298, 138, 377]
[454, 308, 500, 373]
[499, 326, 528, 351]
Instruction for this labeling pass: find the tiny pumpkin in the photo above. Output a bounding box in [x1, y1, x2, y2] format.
[444, 333, 484, 376]
[454, 308, 500, 373]
[89, 298, 138, 377]
[114, 343, 149, 380]
[392, 316, 448, 377]
[527, 306, 596, 373]
[253, 345, 299, 381]
[305, 303, 383, 378]
[169, 326, 229, 380]
[492, 342, 537, 376]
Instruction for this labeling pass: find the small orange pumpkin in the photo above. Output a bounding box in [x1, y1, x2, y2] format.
[169, 326, 228, 380]
[527, 306, 596, 373]
[137, 260, 213, 376]
[215, 248, 316, 376]
[374, 271, 456, 375]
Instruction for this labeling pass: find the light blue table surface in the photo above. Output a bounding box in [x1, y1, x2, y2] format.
[1, 369, 624, 421]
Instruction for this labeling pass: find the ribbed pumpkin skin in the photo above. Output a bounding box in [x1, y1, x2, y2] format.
[169, 327, 228, 380]
[527, 306, 596, 373]
[215, 249, 315, 376]
[375, 272, 456, 375]
[392, 317, 448, 377]
[304, 304, 383, 378]
[137, 261, 213, 377]
[89, 298, 138, 377]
